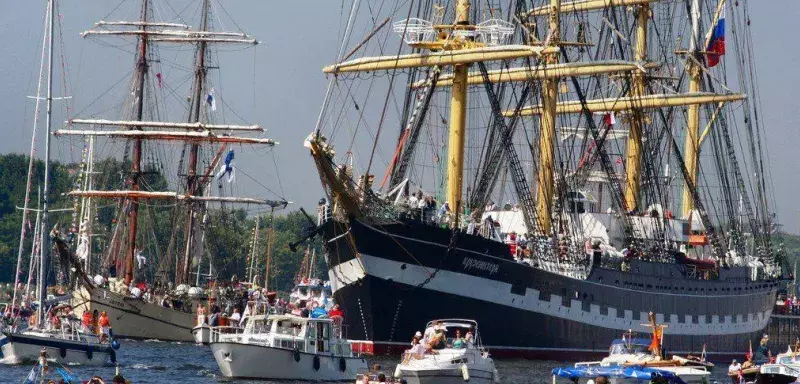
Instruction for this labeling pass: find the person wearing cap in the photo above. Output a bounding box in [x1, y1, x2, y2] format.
[728, 359, 741, 373]
[412, 331, 423, 345]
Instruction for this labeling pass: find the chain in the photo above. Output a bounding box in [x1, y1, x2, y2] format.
[384, 299, 404, 356]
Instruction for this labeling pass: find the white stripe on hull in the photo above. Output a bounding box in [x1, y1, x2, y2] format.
[71, 287, 195, 342]
[1, 339, 110, 366]
[210, 342, 367, 381]
[330, 254, 771, 336]
[400, 368, 495, 384]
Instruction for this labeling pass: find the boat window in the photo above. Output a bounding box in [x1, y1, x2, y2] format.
[610, 342, 649, 355]
[276, 320, 303, 336]
[251, 319, 272, 334]
[778, 356, 800, 364]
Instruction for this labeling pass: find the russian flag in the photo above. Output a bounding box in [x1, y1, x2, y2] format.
[706, 9, 725, 67]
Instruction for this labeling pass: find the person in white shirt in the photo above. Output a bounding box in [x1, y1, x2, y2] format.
[423, 324, 436, 345]
[229, 308, 242, 323]
[728, 359, 741, 373]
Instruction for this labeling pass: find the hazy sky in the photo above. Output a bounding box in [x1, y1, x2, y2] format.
[1, 1, 798, 234]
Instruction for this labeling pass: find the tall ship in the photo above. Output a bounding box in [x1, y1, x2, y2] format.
[305, 0, 784, 358]
[62, 0, 285, 341]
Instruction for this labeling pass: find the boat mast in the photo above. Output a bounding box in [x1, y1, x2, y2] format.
[623, 4, 650, 211]
[179, 0, 210, 286]
[263, 209, 275, 291]
[124, 0, 149, 286]
[444, 0, 471, 228]
[681, 0, 703, 218]
[12, 0, 52, 316]
[38, 0, 55, 327]
[535, 0, 561, 234]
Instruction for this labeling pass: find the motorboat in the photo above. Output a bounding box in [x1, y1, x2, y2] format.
[1, 310, 118, 366]
[576, 314, 710, 384]
[753, 345, 800, 384]
[552, 365, 688, 384]
[393, 319, 500, 384]
[210, 314, 367, 381]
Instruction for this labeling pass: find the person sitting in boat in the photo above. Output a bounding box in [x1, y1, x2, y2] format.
[423, 322, 437, 345]
[98, 311, 111, 342]
[310, 304, 328, 319]
[728, 359, 741, 373]
[452, 329, 466, 349]
[430, 326, 447, 350]
[465, 330, 474, 347]
[197, 304, 207, 326]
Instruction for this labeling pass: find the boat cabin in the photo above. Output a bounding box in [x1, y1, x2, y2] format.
[609, 338, 651, 356]
[240, 314, 354, 357]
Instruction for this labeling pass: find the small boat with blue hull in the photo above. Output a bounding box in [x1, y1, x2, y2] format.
[553, 366, 688, 384]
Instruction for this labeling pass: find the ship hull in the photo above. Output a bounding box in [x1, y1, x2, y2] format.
[70, 287, 195, 342]
[324, 218, 779, 361]
[210, 341, 367, 381]
[0, 332, 115, 366]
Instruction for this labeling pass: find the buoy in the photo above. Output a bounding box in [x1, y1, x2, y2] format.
[313, 355, 321, 371]
[86, 348, 93, 360]
[461, 364, 469, 381]
[59, 348, 67, 358]
[111, 339, 121, 350]
[293, 348, 301, 362]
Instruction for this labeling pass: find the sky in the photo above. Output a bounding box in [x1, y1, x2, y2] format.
[0, 1, 799, 234]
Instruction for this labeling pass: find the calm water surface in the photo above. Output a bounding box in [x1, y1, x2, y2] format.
[0, 340, 734, 384]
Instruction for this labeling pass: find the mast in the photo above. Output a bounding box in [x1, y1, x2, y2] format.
[248, 216, 260, 283]
[179, 0, 210, 286]
[124, 0, 149, 286]
[623, 4, 650, 211]
[445, 0, 471, 227]
[264, 209, 275, 291]
[38, 0, 55, 327]
[681, 0, 703, 218]
[535, 0, 561, 234]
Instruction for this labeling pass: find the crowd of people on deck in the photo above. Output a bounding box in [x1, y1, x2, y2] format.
[777, 294, 800, 315]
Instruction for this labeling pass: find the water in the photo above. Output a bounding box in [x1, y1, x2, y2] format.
[0, 340, 734, 383]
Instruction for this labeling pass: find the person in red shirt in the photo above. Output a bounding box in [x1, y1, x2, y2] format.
[82, 311, 93, 333]
[328, 304, 344, 319]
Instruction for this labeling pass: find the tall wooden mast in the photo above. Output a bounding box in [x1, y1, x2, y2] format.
[535, 0, 561, 234]
[124, 0, 149, 286]
[623, 5, 650, 211]
[445, 0, 471, 227]
[179, 0, 210, 286]
[681, 0, 702, 218]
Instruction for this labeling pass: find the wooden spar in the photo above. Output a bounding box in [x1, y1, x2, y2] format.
[445, 0, 471, 227]
[94, 20, 190, 29]
[82, 29, 250, 38]
[125, 0, 148, 286]
[413, 61, 656, 88]
[682, 0, 703, 218]
[53, 129, 277, 145]
[623, 4, 650, 212]
[67, 190, 280, 205]
[148, 37, 258, 44]
[536, 0, 561, 235]
[505, 92, 745, 116]
[199, 145, 228, 187]
[323, 45, 554, 74]
[527, 0, 664, 16]
[698, 102, 726, 147]
[67, 119, 263, 132]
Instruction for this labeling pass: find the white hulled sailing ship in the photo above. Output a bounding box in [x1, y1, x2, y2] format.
[306, 0, 783, 358]
[64, 0, 285, 342]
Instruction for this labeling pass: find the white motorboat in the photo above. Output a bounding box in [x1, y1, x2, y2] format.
[394, 319, 499, 384]
[757, 346, 800, 384]
[210, 314, 367, 381]
[1, 316, 117, 366]
[575, 334, 710, 384]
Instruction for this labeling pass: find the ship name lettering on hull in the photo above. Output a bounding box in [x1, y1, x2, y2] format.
[462, 257, 499, 276]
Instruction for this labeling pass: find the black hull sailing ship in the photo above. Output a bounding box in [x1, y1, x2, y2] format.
[323, 218, 776, 358]
[306, 0, 783, 359]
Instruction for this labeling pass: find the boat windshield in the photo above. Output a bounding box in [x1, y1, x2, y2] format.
[610, 341, 650, 355]
[778, 355, 800, 364]
[275, 319, 303, 336]
[249, 318, 273, 334]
